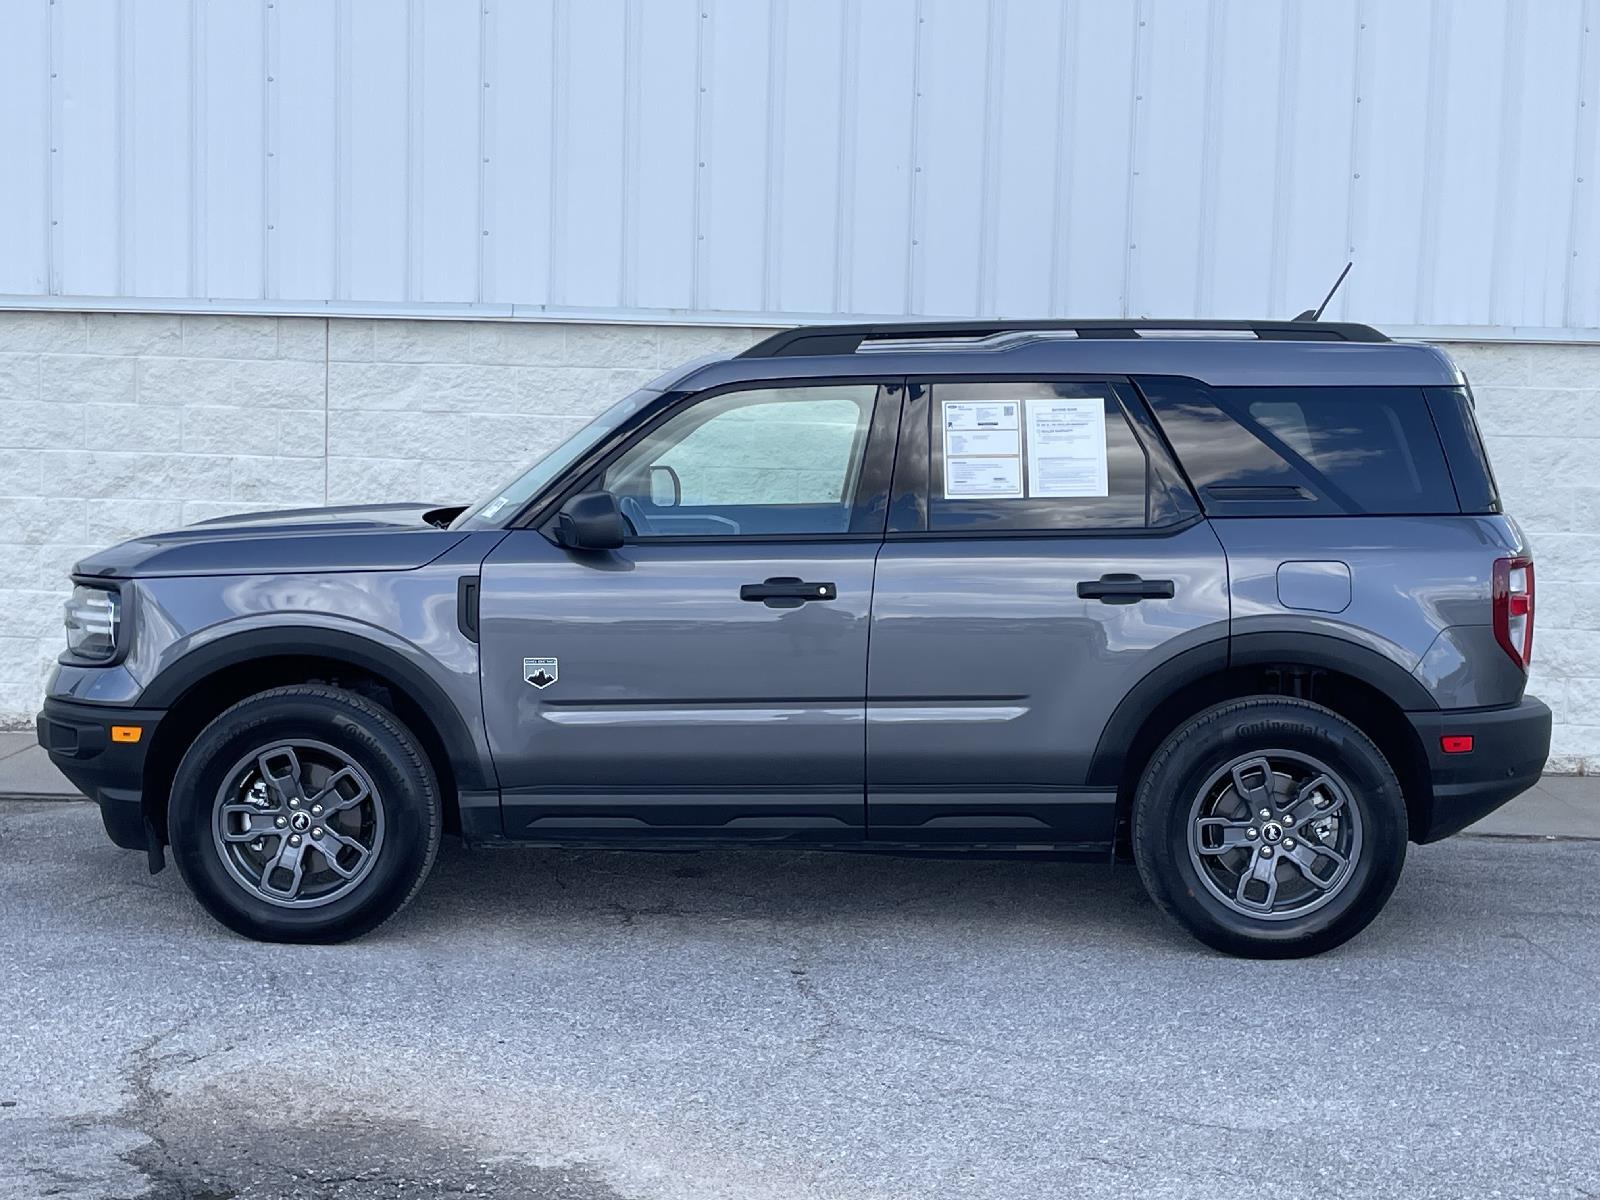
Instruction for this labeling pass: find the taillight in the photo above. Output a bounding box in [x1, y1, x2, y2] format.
[1492, 556, 1534, 670]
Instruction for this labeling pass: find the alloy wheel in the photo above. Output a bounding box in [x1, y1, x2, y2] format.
[211, 739, 385, 909]
[1186, 750, 1363, 922]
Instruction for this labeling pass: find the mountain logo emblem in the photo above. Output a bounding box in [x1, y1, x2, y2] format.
[522, 657, 559, 689]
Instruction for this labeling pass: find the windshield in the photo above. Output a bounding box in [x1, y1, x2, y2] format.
[451, 388, 660, 528]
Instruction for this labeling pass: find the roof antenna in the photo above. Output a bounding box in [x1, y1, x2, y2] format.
[1294, 260, 1353, 322]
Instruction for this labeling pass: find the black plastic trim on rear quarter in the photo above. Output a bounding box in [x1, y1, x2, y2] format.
[1228, 632, 1439, 711]
[1086, 631, 1440, 789]
[1086, 639, 1231, 788]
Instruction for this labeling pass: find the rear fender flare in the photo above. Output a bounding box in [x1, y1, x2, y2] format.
[1087, 631, 1438, 788]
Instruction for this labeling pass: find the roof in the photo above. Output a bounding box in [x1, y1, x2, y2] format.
[667, 321, 1463, 391]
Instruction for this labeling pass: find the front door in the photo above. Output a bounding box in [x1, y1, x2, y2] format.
[479, 381, 899, 843]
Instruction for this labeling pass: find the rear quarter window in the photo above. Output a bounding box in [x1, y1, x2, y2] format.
[1136, 379, 1461, 516]
[1424, 385, 1501, 514]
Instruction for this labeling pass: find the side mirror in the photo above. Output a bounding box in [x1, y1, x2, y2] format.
[648, 464, 682, 507]
[554, 491, 626, 551]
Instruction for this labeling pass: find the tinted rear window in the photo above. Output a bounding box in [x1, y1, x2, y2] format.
[1136, 379, 1459, 516]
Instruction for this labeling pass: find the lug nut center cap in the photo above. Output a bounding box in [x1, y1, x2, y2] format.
[289, 811, 312, 833]
[1261, 821, 1284, 844]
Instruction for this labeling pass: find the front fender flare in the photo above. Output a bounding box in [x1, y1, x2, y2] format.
[138, 625, 493, 793]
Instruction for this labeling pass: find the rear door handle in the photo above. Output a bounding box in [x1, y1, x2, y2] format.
[740, 576, 838, 607]
[1077, 573, 1176, 604]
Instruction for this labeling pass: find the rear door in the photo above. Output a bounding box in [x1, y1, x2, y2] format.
[479, 381, 901, 843]
[865, 378, 1230, 850]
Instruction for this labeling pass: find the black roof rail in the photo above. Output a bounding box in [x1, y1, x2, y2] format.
[737, 318, 1391, 358]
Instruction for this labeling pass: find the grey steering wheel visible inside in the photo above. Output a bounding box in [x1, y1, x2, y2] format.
[1187, 749, 1363, 922]
[211, 739, 385, 909]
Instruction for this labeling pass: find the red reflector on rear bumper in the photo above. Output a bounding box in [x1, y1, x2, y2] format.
[1440, 735, 1474, 754]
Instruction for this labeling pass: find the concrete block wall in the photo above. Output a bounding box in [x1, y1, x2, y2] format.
[0, 311, 761, 726]
[0, 311, 1595, 772]
[1446, 343, 1600, 773]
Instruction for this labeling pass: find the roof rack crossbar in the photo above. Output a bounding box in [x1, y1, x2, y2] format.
[737, 318, 1390, 358]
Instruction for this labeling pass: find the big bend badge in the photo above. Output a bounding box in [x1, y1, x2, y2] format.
[522, 657, 559, 689]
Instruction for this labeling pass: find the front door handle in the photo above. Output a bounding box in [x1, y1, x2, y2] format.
[1077, 573, 1176, 604]
[740, 577, 838, 607]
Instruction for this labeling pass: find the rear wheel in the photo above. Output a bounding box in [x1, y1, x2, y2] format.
[168, 685, 442, 943]
[1132, 696, 1408, 958]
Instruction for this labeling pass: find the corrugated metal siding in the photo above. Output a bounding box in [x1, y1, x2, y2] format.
[3, 0, 1598, 335]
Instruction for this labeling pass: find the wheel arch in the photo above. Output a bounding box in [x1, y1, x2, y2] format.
[139, 627, 493, 843]
[1092, 633, 1437, 853]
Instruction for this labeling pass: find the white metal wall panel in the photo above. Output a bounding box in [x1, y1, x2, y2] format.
[340, 0, 407, 302]
[197, 1, 266, 301]
[0, 1, 50, 295]
[1054, 1, 1137, 317]
[1493, 0, 1584, 330]
[1273, 3, 1359, 321]
[769, 0, 844, 315]
[270, 0, 337, 301]
[1565, 0, 1600, 330]
[481, 0, 555, 308]
[55, 0, 119, 297]
[7, 0, 1600, 337]
[555, 0, 626, 309]
[839, 0, 916, 317]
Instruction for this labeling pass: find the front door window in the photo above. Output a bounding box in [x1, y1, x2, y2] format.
[602, 385, 877, 538]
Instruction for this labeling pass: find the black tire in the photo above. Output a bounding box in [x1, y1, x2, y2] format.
[1132, 696, 1408, 958]
[168, 685, 442, 944]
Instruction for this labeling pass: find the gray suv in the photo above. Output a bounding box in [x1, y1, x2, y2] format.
[37, 319, 1551, 956]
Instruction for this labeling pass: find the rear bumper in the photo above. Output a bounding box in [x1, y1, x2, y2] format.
[36, 697, 164, 851]
[1407, 696, 1552, 843]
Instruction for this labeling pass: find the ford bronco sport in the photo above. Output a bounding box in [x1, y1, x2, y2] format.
[37, 319, 1551, 956]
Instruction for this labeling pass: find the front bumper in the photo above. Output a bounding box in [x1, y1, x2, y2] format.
[36, 697, 165, 853]
[1406, 696, 1552, 843]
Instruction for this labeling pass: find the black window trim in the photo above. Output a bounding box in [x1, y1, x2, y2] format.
[885, 372, 1201, 540]
[525, 375, 907, 546]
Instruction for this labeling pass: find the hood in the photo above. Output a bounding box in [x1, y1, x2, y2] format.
[74, 502, 474, 580]
[189, 501, 465, 532]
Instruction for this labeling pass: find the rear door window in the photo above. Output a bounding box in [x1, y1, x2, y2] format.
[923, 382, 1150, 531]
[1137, 379, 1460, 516]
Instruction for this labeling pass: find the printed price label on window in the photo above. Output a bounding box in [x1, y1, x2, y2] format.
[942, 401, 1023, 498]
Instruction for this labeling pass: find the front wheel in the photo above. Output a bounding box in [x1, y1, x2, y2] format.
[168, 685, 442, 943]
[1132, 697, 1409, 958]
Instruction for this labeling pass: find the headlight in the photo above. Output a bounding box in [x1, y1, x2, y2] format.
[64, 585, 121, 661]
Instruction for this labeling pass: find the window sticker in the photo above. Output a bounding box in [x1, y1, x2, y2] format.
[942, 401, 1023, 498]
[945, 455, 1023, 497]
[1024, 397, 1108, 498]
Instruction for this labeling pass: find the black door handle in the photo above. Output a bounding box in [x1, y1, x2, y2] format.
[1077, 573, 1176, 604]
[740, 577, 838, 607]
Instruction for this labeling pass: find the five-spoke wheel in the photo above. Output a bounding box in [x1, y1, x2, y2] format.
[169, 685, 441, 943]
[1187, 751, 1361, 921]
[212, 740, 385, 908]
[1133, 696, 1408, 958]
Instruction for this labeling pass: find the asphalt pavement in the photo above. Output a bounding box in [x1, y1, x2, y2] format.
[3, 798, 1599, 1200]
